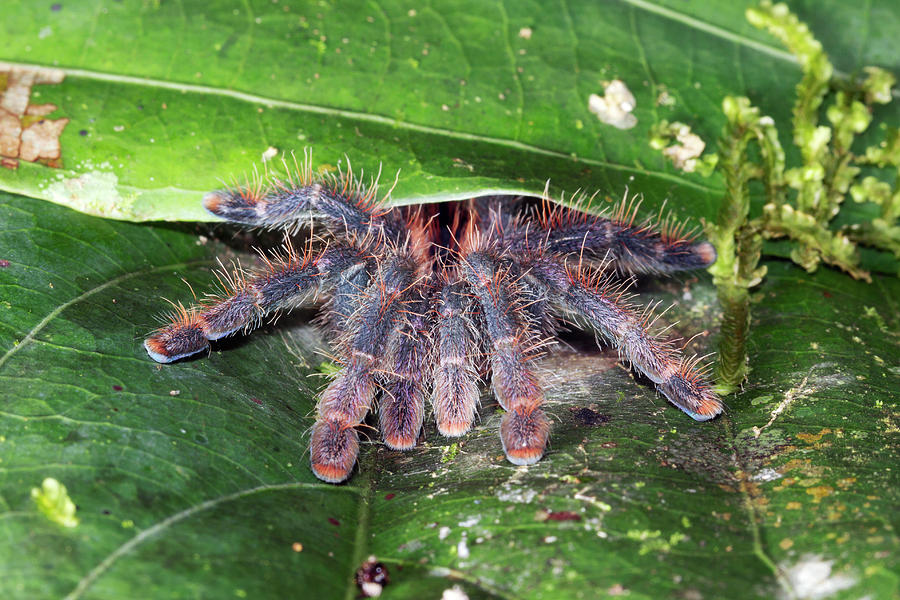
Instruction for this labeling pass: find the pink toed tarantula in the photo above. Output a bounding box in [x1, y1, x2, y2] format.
[144, 155, 723, 483]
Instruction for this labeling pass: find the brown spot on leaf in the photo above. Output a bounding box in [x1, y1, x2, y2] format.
[836, 477, 856, 490]
[26, 103, 58, 117]
[779, 458, 826, 478]
[0, 110, 21, 159]
[21, 118, 68, 163]
[0, 63, 68, 169]
[806, 485, 834, 503]
[545, 510, 582, 522]
[795, 428, 832, 444]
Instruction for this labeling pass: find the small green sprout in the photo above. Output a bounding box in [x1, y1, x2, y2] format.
[31, 477, 79, 528]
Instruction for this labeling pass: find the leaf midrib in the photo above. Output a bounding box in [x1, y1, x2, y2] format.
[0, 258, 212, 371]
[5, 61, 722, 199]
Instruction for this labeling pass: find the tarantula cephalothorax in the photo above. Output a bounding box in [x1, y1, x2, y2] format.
[144, 154, 723, 483]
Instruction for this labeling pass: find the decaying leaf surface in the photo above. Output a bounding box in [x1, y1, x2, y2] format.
[1, 193, 897, 599]
[0, 63, 69, 169]
[0, 0, 896, 224]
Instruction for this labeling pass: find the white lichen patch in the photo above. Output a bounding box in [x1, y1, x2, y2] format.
[397, 538, 423, 553]
[456, 539, 470, 559]
[31, 477, 79, 528]
[360, 581, 383, 598]
[661, 123, 706, 172]
[495, 482, 537, 504]
[441, 585, 469, 600]
[588, 80, 638, 130]
[656, 89, 676, 107]
[495, 465, 539, 503]
[752, 467, 783, 482]
[261, 146, 279, 162]
[45, 168, 130, 218]
[755, 364, 850, 437]
[458, 515, 481, 528]
[573, 490, 612, 512]
[778, 555, 856, 600]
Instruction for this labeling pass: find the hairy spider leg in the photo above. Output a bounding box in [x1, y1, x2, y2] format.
[529, 259, 723, 421]
[310, 252, 419, 483]
[144, 242, 323, 363]
[520, 198, 717, 275]
[462, 251, 550, 465]
[378, 297, 430, 450]
[432, 279, 481, 437]
[203, 155, 402, 239]
[317, 241, 377, 333]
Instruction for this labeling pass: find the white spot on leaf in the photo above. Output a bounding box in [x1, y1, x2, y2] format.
[441, 585, 469, 600]
[458, 515, 480, 527]
[588, 80, 638, 130]
[779, 555, 856, 600]
[751, 468, 782, 482]
[262, 146, 278, 162]
[456, 539, 470, 559]
[662, 124, 706, 172]
[46, 169, 130, 219]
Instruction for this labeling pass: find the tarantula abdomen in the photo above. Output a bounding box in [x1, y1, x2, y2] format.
[144, 153, 723, 483]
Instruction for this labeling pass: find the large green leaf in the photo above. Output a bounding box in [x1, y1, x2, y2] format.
[1, 189, 897, 599]
[1, 0, 896, 223]
[2, 1, 899, 599]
